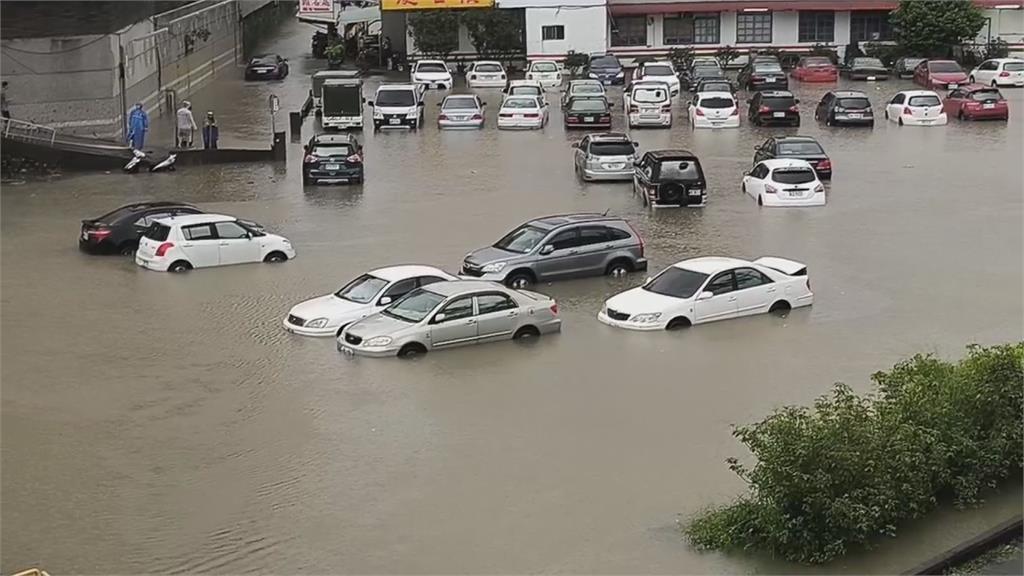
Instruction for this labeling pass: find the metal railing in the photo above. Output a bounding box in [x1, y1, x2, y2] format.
[2, 117, 58, 147]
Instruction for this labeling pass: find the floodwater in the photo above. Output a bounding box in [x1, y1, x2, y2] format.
[3, 20, 1023, 574]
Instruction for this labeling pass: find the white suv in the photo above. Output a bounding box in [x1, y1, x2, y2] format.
[136, 214, 295, 273]
[410, 59, 453, 89]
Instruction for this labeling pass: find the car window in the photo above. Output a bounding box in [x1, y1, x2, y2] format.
[382, 289, 445, 323]
[548, 228, 580, 251]
[802, 57, 832, 67]
[590, 55, 620, 67]
[704, 272, 736, 296]
[475, 63, 502, 73]
[734, 268, 772, 290]
[908, 94, 941, 107]
[644, 64, 673, 76]
[928, 61, 962, 73]
[509, 85, 542, 97]
[948, 89, 963, 99]
[375, 90, 415, 107]
[312, 144, 353, 157]
[643, 267, 709, 299]
[532, 62, 558, 72]
[836, 97, 870, 109]
[578, 226, 609, 246]
[701, 82, 732, 92]
[417, 276, 447, 287]
[1004, 62, 1024, 72]
[754, 63, 784, 74]
[970, 89, 1002, 101]
[144, 223, 171, 242]
[572, 83, 604, 95]
[437, 296, 474, 322]
[891, 93, 905, 105]
[751, 163, 768, 179]
[660, 160, 701, 180]
[503, 97, 539, 109]
[182, 223, 216, 241]
[633, 87, 667, 103]
[854, 58, 884, 67]
[590, 141, 633, 156]
[607, 227, 632, 241]
[416, 62, 448, 73]
[215, 221, 249, 239]
[494, 224, 547, 254]
[135, 212, 171, 227]
[443, 97, 479, 110]
[698, 96, 734, 109]
[772, 168, 817, 184]
[477, 293, 517, 315]
[777, 141, 825, 155]
[336, 274, 388, 303]
[570, 98, 608, 112]
[384, 278, 418, 299]
[762, 96, 795, 108]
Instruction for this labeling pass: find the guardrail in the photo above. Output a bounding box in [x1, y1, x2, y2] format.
[2, 117, 57, 147]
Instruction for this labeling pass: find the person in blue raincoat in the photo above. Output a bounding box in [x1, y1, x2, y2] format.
[126, 103, 148, 150]
[202, 111, 219, 149]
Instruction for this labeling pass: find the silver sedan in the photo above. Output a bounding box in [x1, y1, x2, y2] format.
[337, 280, 561, 358]
[438, 94, 485, 129]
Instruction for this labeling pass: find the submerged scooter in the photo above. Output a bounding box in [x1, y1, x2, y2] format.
[122, 150, 177, 173]
[149, 153, 176, 172]
[123, 149, 147, 173]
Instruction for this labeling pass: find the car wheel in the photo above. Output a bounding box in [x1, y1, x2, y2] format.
[505, 271, 534, 290]
[264, 251, 288, 263]
[884, 109, 889, 120]
[969, 76, 975, 83]
[825, 114, 833, 127]
[397, 343, 427, 358]
[992, 80, 998, 87]
[958, 110, 965, 121]
[666, 317, 691, 330]
[605, 259, 632, 277]
[769, 300, 792, 315]
[513, 325, 540, 340]
[168, 260, 191, 273]
[898, 117, 904, 126]
[758, 195, 764, 207]
[119, 242, 137, 256]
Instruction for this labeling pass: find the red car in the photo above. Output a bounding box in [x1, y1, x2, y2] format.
[913, 59, 968, 90]
[790, 56, 838, 82]
[943, 85, 1009, 121]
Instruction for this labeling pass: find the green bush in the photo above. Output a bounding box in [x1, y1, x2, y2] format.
[809, 43, 839, 63]
[685, 343, 1024, 564]
[668, 46, 694, 73]
[563, 51, 590, 77]
[863, 42, 904, 66]
[983, 38, 1010, 60]
[715, 45, 740, 69]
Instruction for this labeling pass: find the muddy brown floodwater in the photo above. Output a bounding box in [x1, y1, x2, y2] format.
[3, 20, 1022, 575]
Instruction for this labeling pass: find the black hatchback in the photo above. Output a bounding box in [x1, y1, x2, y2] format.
[815, 91, 874, 127]
[747, 90, 800, 126]
[302, 133, 364, 185]
[753, 136, 832, 180]
[79, 202, 201, 255]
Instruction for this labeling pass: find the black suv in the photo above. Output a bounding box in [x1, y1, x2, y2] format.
[738, 61, 788, 91]
[302, 133, 364, 185]
[815, 90, 875, 127]
[747, 90, 800, 126]
[632, 150, 707, 208]
[753, 136, 832, 180]
[80, 202, 201, 255]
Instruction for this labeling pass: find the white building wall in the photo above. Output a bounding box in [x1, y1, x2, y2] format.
[771, 10, 798, 46]
[500, 0, 606, 58]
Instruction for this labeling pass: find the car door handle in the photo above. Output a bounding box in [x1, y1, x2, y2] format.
[603, 244, 615, 249]
[183, 243, 194, 247]
[465, 319, 476, 325]
[766, 287, 776, 293]
[728, 296, 737, 302]
[568, 250, 579, 255]
[506, 311, 518, 317]
[219, 242, 230, 246]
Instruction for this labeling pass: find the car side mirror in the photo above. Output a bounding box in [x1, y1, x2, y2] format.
[379, 296, 392, 305]
[795, 98, 800, 104]
[366, 100, 374, 106]
[437, 102, 443, 107]
[632, 141, 639, 147]
[418, 102, 425, 107]
[697, 291, 714, 301]
[246, 232, 254, 240]
[644, 276, 652, 285]
[743, 170, 751, 176]
[539, 245, 555, 255]
[434, 313, 447, 323]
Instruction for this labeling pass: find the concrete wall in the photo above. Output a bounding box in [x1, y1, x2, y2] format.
[525, 6, 607, 58]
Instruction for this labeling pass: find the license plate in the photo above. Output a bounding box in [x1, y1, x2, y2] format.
[866, 76, 876, 81]
[603, 80, 611, 85]
[257, 69, 268, 74]
[788, 191, 803, 197]
[584, 117, 594, 123]
[984, 103, 995, 109]
[948, 83, 958, 89]
[325, 163, 340, 170]
[388, 118, 400, 125]
[848, 113, 862, 118]
[603, 163, 624, 170]
[773, 112, 785, 118]
[766, 76, 777, 81]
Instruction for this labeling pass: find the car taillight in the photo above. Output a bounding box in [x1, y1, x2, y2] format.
[155, 242, 174, 257]
[806, 277, 811, 290]
[758, 106, 770, 113]
[1000, 71, 1010, 77]
[660, 104, 671, 112]
[304, 154, 318, 164]
[729, 108, 738, 116]
[814, 183, 824, 193]
[817, 159, 832, 171]
[439, 114, 449, 121]
[524, 113, 539, 118]
[471, 113, 482, 120]
[500, 73, 506, 79]
[695, 108, 705, 116]
[903, 106, 912, 115]
[788, 105, 799, 112]
[764, 184, 778, 194]
[469, 74, 477, 80]
[629, 104, 639, 113]
[751, 75, 763, 82]
[599, 114, 610, 121]
[88, 228, 111, 239]
[550, 302, 559, 315]
[346, 153, 362, 163]
[625, 222, 645, 257]
[567, 116, 579, 123]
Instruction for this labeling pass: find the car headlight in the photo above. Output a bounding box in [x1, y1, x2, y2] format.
[306, 317, 329, 329]
[630, 313, 662, 324]
[481, 262, 507, 273]
[373, 110, 384, 118]
[406, 112, 419, 119]
[588, 73, 598, 79]
[364, 336, 393, 347]
[616, 70, 625, 78]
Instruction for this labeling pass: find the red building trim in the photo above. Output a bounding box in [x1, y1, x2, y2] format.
[608, 0, 1021, 16]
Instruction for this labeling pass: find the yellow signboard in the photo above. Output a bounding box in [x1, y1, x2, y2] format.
[381, 0, 493, 10]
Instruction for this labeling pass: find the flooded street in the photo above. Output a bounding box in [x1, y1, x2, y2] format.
[3, 20, 1023, 574]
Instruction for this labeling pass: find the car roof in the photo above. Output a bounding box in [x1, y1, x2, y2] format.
[377, 83, 418, 91]
[508, 79, 542, 86]
[962, 84, 1000, 91]
[761, 158, 814, 169]
[647, 149, 698, 160]
[369, 265, 451, 281]
[314, 70, 360, 78]
[502, 95, 540, 104]
[472, 60, 502, 66]
[830, 90, 868, 97]
[444, 93, 479, 100]
[696, 91, 734, 100]
[570, 79, 603, 85]
[926, 59, 958, 65]
[530, 59, 558, 65]
[991, 58, 1024, 63]
[311, 132, 359, 144]
[529, 213, 615, 228]
[674, 257, 752, 275]
[773, 135, 820, 143]
[416, 59, 446, 65]
[759, 90, 794, 97]
[116, 201, 196, 212]
[424, 280, 506, 297]
[897, 90, 940, 97]
[156, 213, 235, 227]
[589, 132, 631, 142]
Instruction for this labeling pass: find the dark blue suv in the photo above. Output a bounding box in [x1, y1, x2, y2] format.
[586, 54, 624, 85]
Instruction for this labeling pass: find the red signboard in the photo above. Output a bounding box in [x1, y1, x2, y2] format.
[299, 0, 333, 14]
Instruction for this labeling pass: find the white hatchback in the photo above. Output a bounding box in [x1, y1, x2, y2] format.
[885, 90, 948, 126]
[283, 265, 457, 337]
[498, 95, 548, 129]
[136, 214, 295, 273]
[410, 59, 453, 90]
[969, 58, 1024, 87]
[743, 159, 825, 207]
[467, 61, 508, 88]
[689, 91, 740, 128]
[598, 256, 813, 330]
[526, 60, 562, 87]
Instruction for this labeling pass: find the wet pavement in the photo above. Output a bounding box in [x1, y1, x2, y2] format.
[3, 19, 1023, 574]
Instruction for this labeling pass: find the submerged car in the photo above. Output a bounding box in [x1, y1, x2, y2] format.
[633, 150, 707, 208]
[598, 256, 813, 330]
[753, 136, 832, 180]
[943, 85, 1009, 121]
[790, 56, 838, 82]
[461, 213, 647, 288]
[572, 132, 638, 181]
[526, 59, 562, 87]
[685, 65, 725, 92]
[893, 57, 925, 79]
[914, 60, 968, 90]
[245, 54, 288, 80]
[284, 265, 457, 337]
[497, 95, 547, 129]
[969, 58, 1024, 87]
[739, 61, 788, 91]
[586, 53, 625, 85]
[564, 96, 611, 129]
[561, 79, 606, 108]
[136, 214, 294, 272]
[337, 281, 561, 358]
[694, 78, 735, 94]
[842, 57, 889, 81]
[814, 90, 874, 127]
[466, 61, 507, 88]
[625, 81, 672, 128]
[688, 92, 739, 129]
[410, 59, 453, 89]
[636, 61, 681, 96]
[438, 94, 485, 129]
[885, 90, 947, 126]
[80, 202, 201, 255]
[743, 159, 826, 207]
[504, 80, 546, 104]
[302, 132, 363, 185]
[747, 90, 800, 127]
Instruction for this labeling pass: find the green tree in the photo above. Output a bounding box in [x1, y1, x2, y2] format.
[407, 10, 461, 60]
[714, 45, 739, 69]
[461, 8, 524, 62]
[890, 0, 986, 58]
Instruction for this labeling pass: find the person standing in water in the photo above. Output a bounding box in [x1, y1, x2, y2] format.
[202, 111, 219, 150]
[126, 102, 148, 150]
[176, 101, 197, 148]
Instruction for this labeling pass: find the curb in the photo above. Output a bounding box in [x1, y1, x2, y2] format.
[904, 515, 1023, 575]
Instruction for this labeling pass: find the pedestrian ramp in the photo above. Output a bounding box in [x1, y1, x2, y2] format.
[2, 117, 135, 168]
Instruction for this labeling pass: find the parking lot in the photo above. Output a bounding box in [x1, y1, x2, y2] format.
[3, 20, 1023, 574]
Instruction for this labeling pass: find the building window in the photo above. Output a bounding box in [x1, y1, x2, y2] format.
[798, 11, 834, 43]
[610, 16, 647, 47]
[541, 25, 565, 41]
[851, 10, 894, 41]
[736, 12, 772, 44]
[663, 13, 720, 45]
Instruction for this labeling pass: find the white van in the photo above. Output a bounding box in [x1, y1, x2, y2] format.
[312, 70, 360, 113]
[624, 81, 672, 128]
[321, 78, 364, 130]
[368, 84, 426, 131]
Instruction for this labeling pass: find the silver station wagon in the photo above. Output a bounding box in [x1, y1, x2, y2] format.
[337, 280, 561, 358]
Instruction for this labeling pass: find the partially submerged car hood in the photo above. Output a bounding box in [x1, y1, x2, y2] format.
[605, 286, 686, 313]
[290, 294, 369, 323]
[465, 246, 519, 267]
[347, 312, 416, 338]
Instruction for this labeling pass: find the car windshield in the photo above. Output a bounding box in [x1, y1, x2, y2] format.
[929, 61, 962, 73]
[443, 97, 478, 110]
[970, 90, 1002, 101]
[645, 65, 673, 76]
[532, 62, 557, 72]
[335, 274, 388, 303]
[903, 58, 925, 68]
[754, 64, 783, 73]
[494, 224, 547, 253]
[643, 267, 709, 299]
[312, 144, 353, 157]
[251, 56, 276, 65]
[699, 97, 734, 109]
[417, 62, 448, 73]
[570, 98, 607, 112]
[660, 160, 701, 180]
[503, 97, 537, 109]
[572, 83, 604, 94]
[773, 168, 817, 184]
[98, 205, 142, 223]
[590, 141, 634, 156]
[591, 55, 620, 68]
[509, 85, 541, 97]
[475, 63, 502, 73]
[854, 58, 884, 67]
[908, 94, 941, 107]
[144, 223, 171, 242]
[693, 66, 720, 76]
[1004, 62, 1024, 71]
[382, 289, 445, 323]
[763, 96, 795, 108]
[633, 87, 667, 103]
[803, 57, 832, 67]
[700, 82, 731, 92]
[376, 90, 415, 107]
[837, 97, 870, 109]
[778, 141, 825, 155]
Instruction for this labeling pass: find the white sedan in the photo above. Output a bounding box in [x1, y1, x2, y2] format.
[885, 90, 947, 126]
[498, 95, 548, 129]
[467, 61, 508, 88]
[283, 265, 457, 337]
[526, 60, 562, 87]
[410, 59, 453, 90]
[136, 213, 295, 273]
[688, 92, 740, 129]
[598, 256, 813, 330]
[743, 159, 825, 207]
[636, 61, 681, 96]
